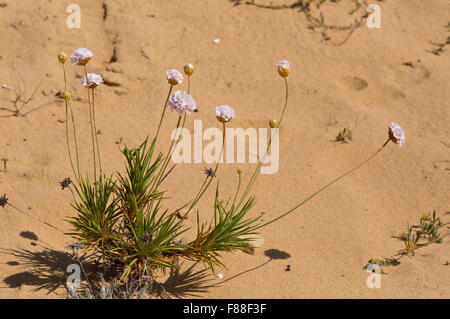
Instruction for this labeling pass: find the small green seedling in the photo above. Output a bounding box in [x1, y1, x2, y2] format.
[365, 257, 399, 274]
[335, 128, 353, 143]
[1, 158, 9, 172]
[367, 210, 449, 273]
[402, 224, 420, 256]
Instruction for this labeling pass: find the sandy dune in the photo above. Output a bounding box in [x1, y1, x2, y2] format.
[0, 0, 449, 298]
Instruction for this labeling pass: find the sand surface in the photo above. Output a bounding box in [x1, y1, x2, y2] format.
[0, 0, 449, 298]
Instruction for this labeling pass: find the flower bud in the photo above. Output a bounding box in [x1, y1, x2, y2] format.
[183, 63, 194, 76]
[58, 52, 68, 64]
[275, 60, 292, 78]
[61, 90, 72, 101]
[278, 66, 290, 77]
[368, 258, 378, 265]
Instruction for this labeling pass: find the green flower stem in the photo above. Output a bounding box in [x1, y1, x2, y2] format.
[156, 75, 191, 185]
[231, 169, 242, 209]
[155, 114, 183, 187]
[64, 102, 76, 177]
[234, 77, 289, 212]
[183, 121, 226, 218]
[155, 85, 174, 142]
[91, 88, 102, 175]
[146, 84, 176, 194]
[255, 138, 391, 230]
[277, 77, 289, 128]
[84, 65, 97, 182]
[62, 64, 79, 182]
[68, 100, 81, 180]
[187, 76, 191, 94]
[7, 202, 65, 234]
[63, 64, 68, 90]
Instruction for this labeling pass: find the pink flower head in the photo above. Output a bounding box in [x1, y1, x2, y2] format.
[81, 73, 103, 88]
[388, 122, 405, 146]
[70, 48, 94, 65]
[166, 69, 183, 85]
[275, 60, 291, 77]
[167, 90, 197, 115]
[215, 105, 236, 123]
[275, 60, 292, 68]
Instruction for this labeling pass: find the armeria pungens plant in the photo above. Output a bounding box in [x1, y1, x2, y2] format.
[58, 50, 406, 285]
[0, 49, 406, 296]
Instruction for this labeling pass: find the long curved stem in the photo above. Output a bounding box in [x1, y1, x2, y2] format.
[234, 77, 289, 212]
[63, 64, 75, 176]
[7, 203, 65, 234]
[62, 64, 79, 181]
[255, 138, 391, 230]
[277, 77, 289, 128]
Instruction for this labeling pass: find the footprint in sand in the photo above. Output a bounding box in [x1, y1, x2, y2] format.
[343, 76, 368, 91]
[401, 60, 432, 83]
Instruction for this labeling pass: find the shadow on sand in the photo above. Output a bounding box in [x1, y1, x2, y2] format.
[1, 246, 74, 295]
[2, 231, 289, 298]
[2, 246, 219, 298]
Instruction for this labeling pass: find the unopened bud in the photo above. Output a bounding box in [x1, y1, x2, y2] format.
[61, 90, 72, 101]
[275, 60, 292, 78]
[58, 52, 68, 64]
[183, 63, 194, 76]
[278, 66, 290, 77]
